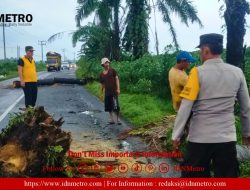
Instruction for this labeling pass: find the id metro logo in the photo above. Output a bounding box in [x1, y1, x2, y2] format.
[0, 14, 33, 26]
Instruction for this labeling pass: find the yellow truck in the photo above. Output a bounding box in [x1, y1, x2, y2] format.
[46, 52, 62, 72]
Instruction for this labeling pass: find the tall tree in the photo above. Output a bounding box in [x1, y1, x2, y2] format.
[72, 24, 111, 59]
[152, 0, 160, 55]
[224, 0, 250, 68]
[123, 0, 149, 59]
[75, 0, 121, 60]
[74, 0, 202, 60]
[123, 0, 202, 58]
[111, 0, 121, 60]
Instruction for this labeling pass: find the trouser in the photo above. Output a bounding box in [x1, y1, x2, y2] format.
[181, 141, 239, 178]
[104, 95, 120, 113]
[22, 82, 38, 108]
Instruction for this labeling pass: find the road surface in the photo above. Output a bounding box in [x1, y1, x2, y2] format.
[0, 69, 179, 178]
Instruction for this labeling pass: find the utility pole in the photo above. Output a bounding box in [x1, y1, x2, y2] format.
[38, 40, 46, 62]
[17, 45, 20, 59]
[2, 21, 6, 59]
[62, 49, 66, 61]
[73, 52, 75, 62]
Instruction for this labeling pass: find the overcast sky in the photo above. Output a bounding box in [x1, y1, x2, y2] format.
[0, 0, 250, 61]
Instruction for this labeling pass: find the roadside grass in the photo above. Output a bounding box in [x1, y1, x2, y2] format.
[87, 82, 250, 177]
[86, 80, 250, 177]
[240, 161, 250, 177]
[80, 49, 250, 177]
[85, 81, 175, 127]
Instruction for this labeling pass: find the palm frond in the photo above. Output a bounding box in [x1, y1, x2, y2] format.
[75, 0, 99, 27]
[180, 0, 203, 27]
[47, 30, 75, 43]
[96, 0, 111, 28]
[160, 0, 189, 26]
[157, 1, 179, 49]
[159, 0, 203, 27]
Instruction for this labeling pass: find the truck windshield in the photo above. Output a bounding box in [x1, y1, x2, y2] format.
[47, 59, 57, 64]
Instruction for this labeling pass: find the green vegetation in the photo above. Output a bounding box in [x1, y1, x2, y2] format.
[0, 107, 35, 141]
[45, 145, 64, 166]
[86, 82, 174, 127]
[78, 53, 196, 98]
[0, 112, 24, 141]
[74, 0, 201, 60]
[240, 161, 250, 178]
[78, 47, 250, 177]
[72, 0, 250, 178]
[81, 53, 180, 127]
[0, 59, 46, 81]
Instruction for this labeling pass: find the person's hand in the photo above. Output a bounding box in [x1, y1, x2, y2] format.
[172, 139, 181, 150]
[243, 137, 250, 148]
[21, 81, 25, 87]
[116, 89, 120, 96]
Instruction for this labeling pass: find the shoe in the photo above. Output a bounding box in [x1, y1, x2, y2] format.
[19, 108, 26, 111]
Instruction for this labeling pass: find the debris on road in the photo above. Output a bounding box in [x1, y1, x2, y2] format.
[129, 115, 176, 152]
[0, 107, 124, 177]
[12, 77, 94, 88]
[0, 107, 71, 177]
[129, 115, 250, 162]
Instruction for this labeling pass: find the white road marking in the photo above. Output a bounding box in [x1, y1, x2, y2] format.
[0, 72, 52, 123]
[0, 95, 24, 123]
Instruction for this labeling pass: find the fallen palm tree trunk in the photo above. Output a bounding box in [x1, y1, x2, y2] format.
[54, 78, 86, 85]
[0, 107, 72, 177]
[12, 78, 89, 88]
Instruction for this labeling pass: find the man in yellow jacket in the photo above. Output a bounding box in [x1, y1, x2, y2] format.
[18, 46, 38, 108]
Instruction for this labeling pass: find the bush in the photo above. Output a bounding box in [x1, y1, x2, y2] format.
[127, 78, 152, 94]
[0, 59, 17, 76]
[76, 53, 189, 98]
[76, 57, 101, 80]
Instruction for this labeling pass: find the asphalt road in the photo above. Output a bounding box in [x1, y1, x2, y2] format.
[0, 69, 180, 178]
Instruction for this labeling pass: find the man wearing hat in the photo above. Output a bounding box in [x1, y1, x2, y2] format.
[169, 51, 196, 112]
[172, 33, 250, 177]
[100, 57, 121, 125]
[18, 46, 38, 108]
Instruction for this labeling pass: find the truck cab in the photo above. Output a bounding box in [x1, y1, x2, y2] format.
[46, 52, 62, 72]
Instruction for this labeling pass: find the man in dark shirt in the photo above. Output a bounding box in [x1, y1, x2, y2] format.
[100, 57, 121, 125]
[17, 46, 38, 108]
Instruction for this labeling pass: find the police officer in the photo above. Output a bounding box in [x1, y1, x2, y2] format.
[18, 46, 38, 108]
[172, 33, 250, 177]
